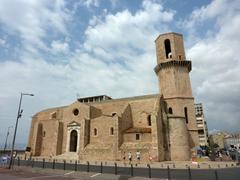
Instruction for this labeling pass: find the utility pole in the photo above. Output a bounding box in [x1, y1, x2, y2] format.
[3, 126, 13, 154]
[8, 92, 34, 169]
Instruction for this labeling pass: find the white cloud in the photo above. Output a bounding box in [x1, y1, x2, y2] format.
[84, 0, 174, 62]
[180, 0, 240, 45]
[72, 0, 100, 11]
[84, 0, 99, 8]
[0, 38, 6, 46]
[51, 40, 69, 54]
[0, 0, 70, 53]
[185, 0, 240, 132]
[109, 0, 118, 8]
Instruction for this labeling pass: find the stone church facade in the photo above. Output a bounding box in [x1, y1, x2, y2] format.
[27, 32, 199, 162]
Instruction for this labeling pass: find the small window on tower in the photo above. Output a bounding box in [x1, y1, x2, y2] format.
[110, 127, 114, 135]
[168, 107, 173, 114]
[43, 131, 46, 137]
[136, 134, 140, 140]
[94, 128, 98, 136]
[184, 107, 188, 124]
[147, 115, 151, 126]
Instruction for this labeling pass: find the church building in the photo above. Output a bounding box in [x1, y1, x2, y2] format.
[27, 32, 199, 161]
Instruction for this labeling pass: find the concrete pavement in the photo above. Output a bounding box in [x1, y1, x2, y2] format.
[0, 167, 163, 180]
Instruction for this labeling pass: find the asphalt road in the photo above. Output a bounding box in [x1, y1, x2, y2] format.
[0, 167, 160, 180]
[1, 159, 239, 180]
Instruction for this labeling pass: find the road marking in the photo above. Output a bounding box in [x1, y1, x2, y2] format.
[90, 173, 101, 178]
[64, 171, 74, 175]
[18, 175, 61, 179]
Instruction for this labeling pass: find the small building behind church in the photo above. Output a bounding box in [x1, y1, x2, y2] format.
[27, 32, 199, 162]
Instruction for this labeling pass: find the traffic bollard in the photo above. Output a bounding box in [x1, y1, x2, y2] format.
[114, 162, 117, 175]
[63, 160, 66, 170]
[52, 159, 55, 169]
[75, 160, 77, 171]
[167, 165, 171, 180]
[42, 158, 45, 168]
[215, 170, 219, 180]
[188, 166, 192, 180]
[147, 164, 151, 178]
[17, 157, 20, 166]
[100, 162, 103, 173]
[31, 159, 34, 168]
[87, 161, 90, 172]
[131, 164, 133, 176]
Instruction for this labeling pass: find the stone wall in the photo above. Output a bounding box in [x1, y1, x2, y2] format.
[37, 119, 60, 157]
[165, 98, 199, 148]
[168, 115, 190, 160]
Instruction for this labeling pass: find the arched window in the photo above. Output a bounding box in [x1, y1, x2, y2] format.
[43, 131, 46, 137]
[110, 127, 114, 135]
[184, 107, 188, 124]
[94, 128, 97, 136]
[147, 115, 151, 126]
[168, 107, 173, 114]
[164, 39, 172, 59]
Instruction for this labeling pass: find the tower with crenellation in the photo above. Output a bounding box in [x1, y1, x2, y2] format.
[154, 32, 199, 160]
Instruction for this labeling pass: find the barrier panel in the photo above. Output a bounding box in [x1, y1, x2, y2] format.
[7, 158, 240, 180]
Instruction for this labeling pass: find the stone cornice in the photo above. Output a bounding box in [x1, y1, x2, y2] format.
[164, 96, 194, 100]
[167, 115, 185, 119]
[154, 60, 192, 74]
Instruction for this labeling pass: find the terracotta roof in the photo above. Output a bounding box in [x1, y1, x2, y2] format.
[125, 127, 151, 133]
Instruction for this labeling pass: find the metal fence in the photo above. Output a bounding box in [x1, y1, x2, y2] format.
[1, 157, 240, 180]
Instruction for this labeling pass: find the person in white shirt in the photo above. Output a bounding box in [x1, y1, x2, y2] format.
[136, 150, 141, 163]
[128, 152, 132, 164]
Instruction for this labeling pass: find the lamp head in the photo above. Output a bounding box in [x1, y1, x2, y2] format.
[21, 93, 34, 96]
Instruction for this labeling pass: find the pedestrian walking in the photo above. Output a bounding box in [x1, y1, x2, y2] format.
[123, 151, 126, 164]
[136, 150, 141, 164]
[148, 154, 153, 164]
[128, 152, 132, 164]
[219, 152, 223, 161]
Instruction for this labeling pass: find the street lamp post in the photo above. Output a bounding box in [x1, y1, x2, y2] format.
[3, 126, 13, 154]
[8, 92, 34, 169]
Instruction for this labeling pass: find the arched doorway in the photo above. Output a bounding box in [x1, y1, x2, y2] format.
[70, 130, 78, 152]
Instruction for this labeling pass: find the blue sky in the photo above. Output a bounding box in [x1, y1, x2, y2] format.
[0, 0, 239, 148]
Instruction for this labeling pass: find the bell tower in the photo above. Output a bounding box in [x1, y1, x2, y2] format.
[155, 32, 192, 98]
[154, 32, 199, 160]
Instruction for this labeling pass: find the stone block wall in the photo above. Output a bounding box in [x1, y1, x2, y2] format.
[168, 115, 190, 160]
